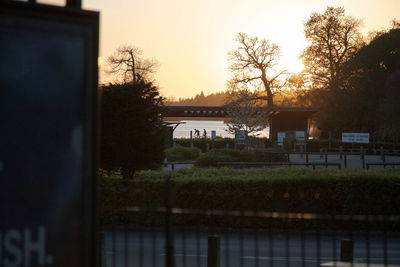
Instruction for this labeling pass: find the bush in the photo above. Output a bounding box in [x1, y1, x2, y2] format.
[165, 146, 201, 161]
[194, 148, 288, 167]
[98, 168, 400, 229]
[174, 138, 235, 152]
[283, 137, 294, 151]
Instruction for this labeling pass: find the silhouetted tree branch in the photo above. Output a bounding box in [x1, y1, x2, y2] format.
[106, 45, 159, 84]
[228, 33, 287, 106]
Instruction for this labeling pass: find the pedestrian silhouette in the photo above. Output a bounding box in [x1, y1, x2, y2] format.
[194, 128, 200, 137]
[203, 129, 207, 137]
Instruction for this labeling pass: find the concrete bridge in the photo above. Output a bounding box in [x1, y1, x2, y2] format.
[162, 105, 319, 140]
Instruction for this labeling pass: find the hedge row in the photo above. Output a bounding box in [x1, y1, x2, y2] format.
[194, 148, 287, 167]
[165, 146, 201, 161]
[174, 137, 270, 152]
[174, 138, 234, 152]
[98, 168, 400, 229]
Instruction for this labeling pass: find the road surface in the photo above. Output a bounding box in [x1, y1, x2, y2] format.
[101, 228, 400, 267]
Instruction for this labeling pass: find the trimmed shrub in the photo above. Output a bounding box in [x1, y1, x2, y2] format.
[165, 146, 201, 161]
[98, 168, 400, 230]
[174, 137, 235, 152]
[194, 148, 288, 167]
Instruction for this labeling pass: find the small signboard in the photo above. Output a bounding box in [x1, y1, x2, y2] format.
[0, 2, 98, 267]
[235, 130, 247, 145]
[277, 132, 286, 146]
[295, 131, 306, 142]
[342, 133, 370, 143]
[211, 130, 216, 139]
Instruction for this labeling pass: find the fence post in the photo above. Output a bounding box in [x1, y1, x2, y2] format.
[344, 154, 347, 169]
[206, 143, 210, 152]
[190, 131, 193, 147]
[341, 239, 354, 262]
[208, 236, 220, 267]
[96, 232, 105, 267]
[380, 146, 384, 161]
[361, 146, 366, 169]
[165, 175, 174, 267]
[339, 146, 343, 159]
[382, 149, 386, 165]
[320, 148, 323, 159]
[306, 153, 309, 165]
[324, 148, 328, 168]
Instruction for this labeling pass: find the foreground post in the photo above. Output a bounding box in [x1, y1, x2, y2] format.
[208, 236, 220, 267]
[340, 239, 354, 262]
[165, 175, 174, 267]
[96, 232, 105, 267]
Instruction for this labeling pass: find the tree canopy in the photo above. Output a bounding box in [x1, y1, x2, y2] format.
[228, 32, 286, 106]
[301, 7, 363, 92]
[224, 89, 267, 136]
[101, 80, 165, 178]
[306, 25, 400, 138]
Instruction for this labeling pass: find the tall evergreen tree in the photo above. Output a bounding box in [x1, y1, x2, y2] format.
[101, 80, 165, 178]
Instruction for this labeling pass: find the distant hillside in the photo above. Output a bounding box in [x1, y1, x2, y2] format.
[164, 89, 310, 107]
[165, 91, 228, 106]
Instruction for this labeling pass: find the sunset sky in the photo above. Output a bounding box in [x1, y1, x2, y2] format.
[43, 0, 400, 99]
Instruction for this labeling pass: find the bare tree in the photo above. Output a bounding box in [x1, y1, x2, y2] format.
[301, 7, 363, 91]
[225, 88, 267, 136]
[228, 33, 286, 106]
[106, 45, 159, 84]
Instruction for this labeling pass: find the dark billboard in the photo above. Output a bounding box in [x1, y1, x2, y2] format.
[0, 2, 98, 267]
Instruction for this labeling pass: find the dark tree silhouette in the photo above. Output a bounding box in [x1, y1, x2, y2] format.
[106, 45, 158, 84]
[301, 7, 363, 92]
[100, 80, 165, 178]
[228, 33, 286, 106]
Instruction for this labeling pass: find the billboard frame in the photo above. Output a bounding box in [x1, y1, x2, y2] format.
[0, 1, 99, 266]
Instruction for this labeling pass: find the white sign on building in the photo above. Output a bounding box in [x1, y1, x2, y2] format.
[295, 131, 306, 142]
[277, 132, 286, 146]
[211, 130, 216, 139]
[342, 133, 370, 143]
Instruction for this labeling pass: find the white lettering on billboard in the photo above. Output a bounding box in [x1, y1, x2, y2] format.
[0, 226, 52, 267]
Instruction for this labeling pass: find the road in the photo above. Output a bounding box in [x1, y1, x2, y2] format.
[101, 228, 400, 267]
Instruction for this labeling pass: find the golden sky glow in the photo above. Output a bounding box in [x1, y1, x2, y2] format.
[79, 0, 400, 98]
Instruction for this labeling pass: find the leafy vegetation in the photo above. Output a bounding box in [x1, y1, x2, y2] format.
[98, 168, 400, 229]
[165, 146, 201, 161]
[194, 148, 288, 167]
[100, 80, 165, 179]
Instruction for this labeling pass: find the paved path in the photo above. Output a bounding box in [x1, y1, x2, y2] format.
[102, 229, 400, 267]
[288, 154, 400, 169]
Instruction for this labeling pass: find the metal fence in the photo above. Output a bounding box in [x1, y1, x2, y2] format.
[97, 178, 400, 267]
